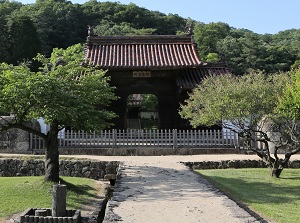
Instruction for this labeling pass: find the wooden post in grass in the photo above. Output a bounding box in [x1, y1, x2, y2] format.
[52, 184, 67, 217]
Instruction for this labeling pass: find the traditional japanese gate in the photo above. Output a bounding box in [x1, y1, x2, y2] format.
[85, 33, 229, 130]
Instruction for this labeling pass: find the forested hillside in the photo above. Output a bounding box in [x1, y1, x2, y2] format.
[1, 0, 300, 74]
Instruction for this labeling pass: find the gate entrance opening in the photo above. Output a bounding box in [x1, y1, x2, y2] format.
[126, 94, 159, 129]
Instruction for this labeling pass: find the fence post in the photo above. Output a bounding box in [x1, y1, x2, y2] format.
[237, 134, 244, 150]
[173, 129, 177, 149]
[65, 130, 68, 147]
[233, 130, 239, 149]
[112, 129, 117, 148]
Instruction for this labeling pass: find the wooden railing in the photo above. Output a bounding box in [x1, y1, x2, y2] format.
[30, 129, 244, 150]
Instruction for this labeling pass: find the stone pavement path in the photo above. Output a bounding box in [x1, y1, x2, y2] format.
[102, 158, 263, 223]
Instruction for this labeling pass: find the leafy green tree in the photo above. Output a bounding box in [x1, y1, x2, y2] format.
[0, 44, 116, 182]
[216, 31, 267, 74]
[0, 0, 22, 16]
[179, 72, 296, 177]
[93, 20, 155, 36]
[0, 16, 11, 63]
[205, 53, 219, 62]
[239, 32, 266, 72]
[140, 94, 158, 111]
[291, 58, 300, 69]
[112, 3, 150, 27]
[272, 29, 300, 52]
[278, 68, 300, 120]
[9, 15, 41, 65]
[154, 13, 187, 35]
[264, 45, 296, 72]
[216, 29, 298, 75]
[81, 1, 186, 35]
[81, 0, 123, 25]
[275, 69, 300, 170]
[0, 0, 23, 63]
[2, 0, 300, 75]
[27, 0, 85, 55]
[193, 22, 230, 59]
[216, 36, 246, 75]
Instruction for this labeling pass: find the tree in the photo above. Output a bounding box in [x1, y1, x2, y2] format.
[216, 29, 299, 75]
[140, 94, 158, 111]
[0, 16, 11, 63]
[193, 22, 231, 59]
[93, 20, 156, 36]
[2, 0, 300, 74]
[0, 44, 116, 182]
[216, 31, 267, 75]
[0, 0, 23, 63]
[81, 1, 186, 35]
[179, 72, 297, 177]
[278, 68, 300, 151]
[216, 35, 246, 75]
[279, 71, 300, 112]
[29, 0, 85, 55]
[9, 15, 41, 65]
[0, 0, 22, 16]
[205, 53, 219, 62]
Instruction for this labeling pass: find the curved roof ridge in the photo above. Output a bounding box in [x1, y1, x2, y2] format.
[87, 35, 195, 45]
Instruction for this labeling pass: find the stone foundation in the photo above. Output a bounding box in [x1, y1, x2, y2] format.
[184, 159, 300, 170]
[0, 159, 119, 180]
[20, 208, 80, 223]
[0, 117, 40, 153]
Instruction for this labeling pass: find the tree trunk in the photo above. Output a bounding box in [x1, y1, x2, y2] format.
[271, 167, 283, 178]
[44, 126, 60, 182]
[255, 142, 285, 178]
[270, 160, 284, 178]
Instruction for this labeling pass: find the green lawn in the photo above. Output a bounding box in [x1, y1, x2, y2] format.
[0, 176, 99, 219]
[197, 168, 300, 223]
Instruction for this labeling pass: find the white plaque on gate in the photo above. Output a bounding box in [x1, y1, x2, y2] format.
[133, 71, 151, 78]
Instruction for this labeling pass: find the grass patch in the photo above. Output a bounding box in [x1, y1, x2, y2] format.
[0, 176, 99, 219]
[197, 168, 300, 223]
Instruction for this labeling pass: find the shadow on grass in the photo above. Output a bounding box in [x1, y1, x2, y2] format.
[59, 178, 94, 194]
[58, 178, 100, 209]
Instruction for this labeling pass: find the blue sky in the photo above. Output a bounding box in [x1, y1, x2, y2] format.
[18, 0, 300, 34]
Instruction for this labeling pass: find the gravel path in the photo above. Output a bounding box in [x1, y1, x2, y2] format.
[91, 155, 277, 223]
[103, 160, 261, 223]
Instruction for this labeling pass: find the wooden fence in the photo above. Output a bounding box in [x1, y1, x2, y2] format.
[30, 129, 244, 150]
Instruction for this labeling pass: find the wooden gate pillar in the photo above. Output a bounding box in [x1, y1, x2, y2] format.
[157, 93, 178, 129]
[110, 94, 127, 129]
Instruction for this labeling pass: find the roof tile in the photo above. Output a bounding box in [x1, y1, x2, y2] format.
[177, 66, 230, 89]
[85, 35, 204, 69]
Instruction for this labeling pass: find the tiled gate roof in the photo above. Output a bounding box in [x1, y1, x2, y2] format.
[177, 66, 230, 89]
[85, 35, 204, 69]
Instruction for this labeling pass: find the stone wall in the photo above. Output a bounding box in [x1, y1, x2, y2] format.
[0, 117, 41, 153]
[0, 159, 119, 180]
[184, 159, 300, 170]
[0, 129, 30, 153]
